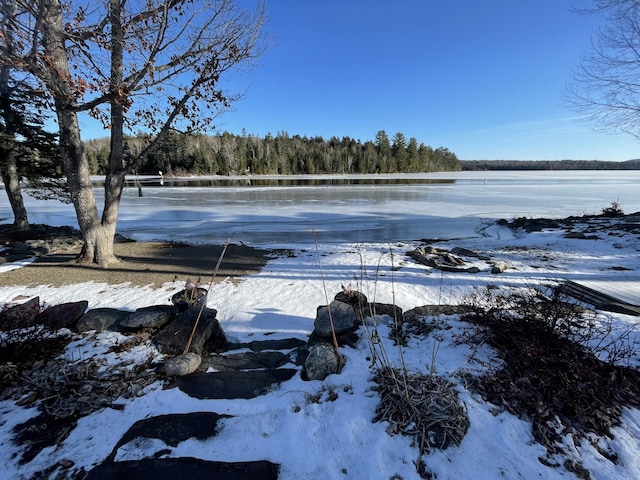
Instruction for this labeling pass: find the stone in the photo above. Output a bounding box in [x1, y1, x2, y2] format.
[106, 412, 230, 460]
[4, 253, 35, 262]
[491, 262, 509, 274]
[173, 369, 297, 399]
[24, 239, 51, 256]
[403, 305, 470, 322]
[153, 307, 222, 355]
[163, 353, 202, 376]
[247, 338, 306, 352]
[304, 343, 339, 381]
[308, 329, 359, 348]
[406, 248, 482, 274]
[366, 302, 402, 321]
[120, 305, 175, 330]
[0, 297, 40, 331]
[451, 246, 480, 257]
[203, 351, 289, 371]
[85, 458, 279, 480]
[36, 301, 88, 330]
[171, 288, 208, 313]
[314, 301, 356, 337]
[76, 308, 130, 333]
[334, 289, 368, 308]
[363, 314, 393, 326]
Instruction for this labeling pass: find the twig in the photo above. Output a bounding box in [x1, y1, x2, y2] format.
[183, 237, 231, 355]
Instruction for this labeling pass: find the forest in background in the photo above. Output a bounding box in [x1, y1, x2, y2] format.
[83, 130, 461, 176]
[460, 159, 640, 170]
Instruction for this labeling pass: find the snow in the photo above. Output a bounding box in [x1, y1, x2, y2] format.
[1, 210, 640, 478]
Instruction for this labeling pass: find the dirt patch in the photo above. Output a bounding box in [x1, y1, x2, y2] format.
[0, 224, 276, 287]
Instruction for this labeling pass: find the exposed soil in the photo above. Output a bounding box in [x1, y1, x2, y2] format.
[0, 224, 277, 287]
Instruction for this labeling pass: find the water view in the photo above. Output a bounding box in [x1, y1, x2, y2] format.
[3, 171, 639, 246]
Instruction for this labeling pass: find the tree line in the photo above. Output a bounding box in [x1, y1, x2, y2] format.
[460, 159, 640, 170]
[84, 130, 461, 176]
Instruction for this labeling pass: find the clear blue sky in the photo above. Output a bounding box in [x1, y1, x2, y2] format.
[84, 0, 640, 161]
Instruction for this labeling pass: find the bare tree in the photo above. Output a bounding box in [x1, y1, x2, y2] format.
[1, 0, 61, 229]
[567, 0, 640, 140]
[4, 0, 266, 265]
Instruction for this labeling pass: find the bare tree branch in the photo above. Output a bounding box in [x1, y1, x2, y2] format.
[567, 0, 640, 140]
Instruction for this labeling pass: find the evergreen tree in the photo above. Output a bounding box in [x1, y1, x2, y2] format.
[391, 132, 408, 173]
[374, 130, 391, 173]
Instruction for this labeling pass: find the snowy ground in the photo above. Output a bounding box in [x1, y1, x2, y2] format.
[1, 218, 640, 479]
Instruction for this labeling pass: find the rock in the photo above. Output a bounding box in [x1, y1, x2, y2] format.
[308, 329, 359, 348]
[163, 353, 202, 376]
[120, 305, 175, 330]
[564, 231, 599, 240]
[4, 251, 33, 262]
[36, 301, 88, 330]
[76, 308, 130, 333]
[441, 253, 464, 266]
[106, 412, 230, 460]
[171, 288, 208, 313]
[403, 305, 470, 322]
[304, 343, 339, 381]
[367, 302, 403, 321]
[153, 307, 222, 355]
[491, 262, 509, 274]
[363, 314, 393, 326]
[24, 239, 51, 256]
[314, 301, 356, 337]
[85, 458, 279, 480]
[203, 351, 289, 371]
[334, 289, 368, 308]
[173, 369, 297, 399]
[0, 297, 40, 331]
[247, 338, 306, 352]
[451, 246, 480, 258]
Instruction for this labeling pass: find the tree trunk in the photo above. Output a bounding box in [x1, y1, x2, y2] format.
[0, 153, 29, 230]
[0, 0, 28, 230]
[41, 0, 118, 267]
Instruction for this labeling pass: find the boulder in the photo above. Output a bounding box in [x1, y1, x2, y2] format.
[0, 297, 40, 331]
[163, 353, 202, 377]
[367, 302, 402, 321]
[171, 288, 208, 313]
[76, 308, 131, 333]
[334, 289, 368, 308]
[304, 343, 339, 381]
[406, 248, 482, 273]
[153, 307, 223, 355]
[491, 262, 509, 274]
[314, 301, 356, 337]
[403, 305, 470, 323]
[36, 301, 88, 330]
[120, 305, 175, 330]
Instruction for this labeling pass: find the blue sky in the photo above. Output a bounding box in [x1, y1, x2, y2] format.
[85, 1, 640, 161]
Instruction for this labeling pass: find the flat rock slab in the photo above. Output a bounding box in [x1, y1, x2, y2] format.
[85, 457, 279, 480]
[173, 369, 298, 399]
[247, 338, 306, 351]
[202, 351, 290, 371]
[107, 412, 230, 462]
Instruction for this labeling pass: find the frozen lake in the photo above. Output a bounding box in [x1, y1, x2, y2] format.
[2, 171, 639, 246]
